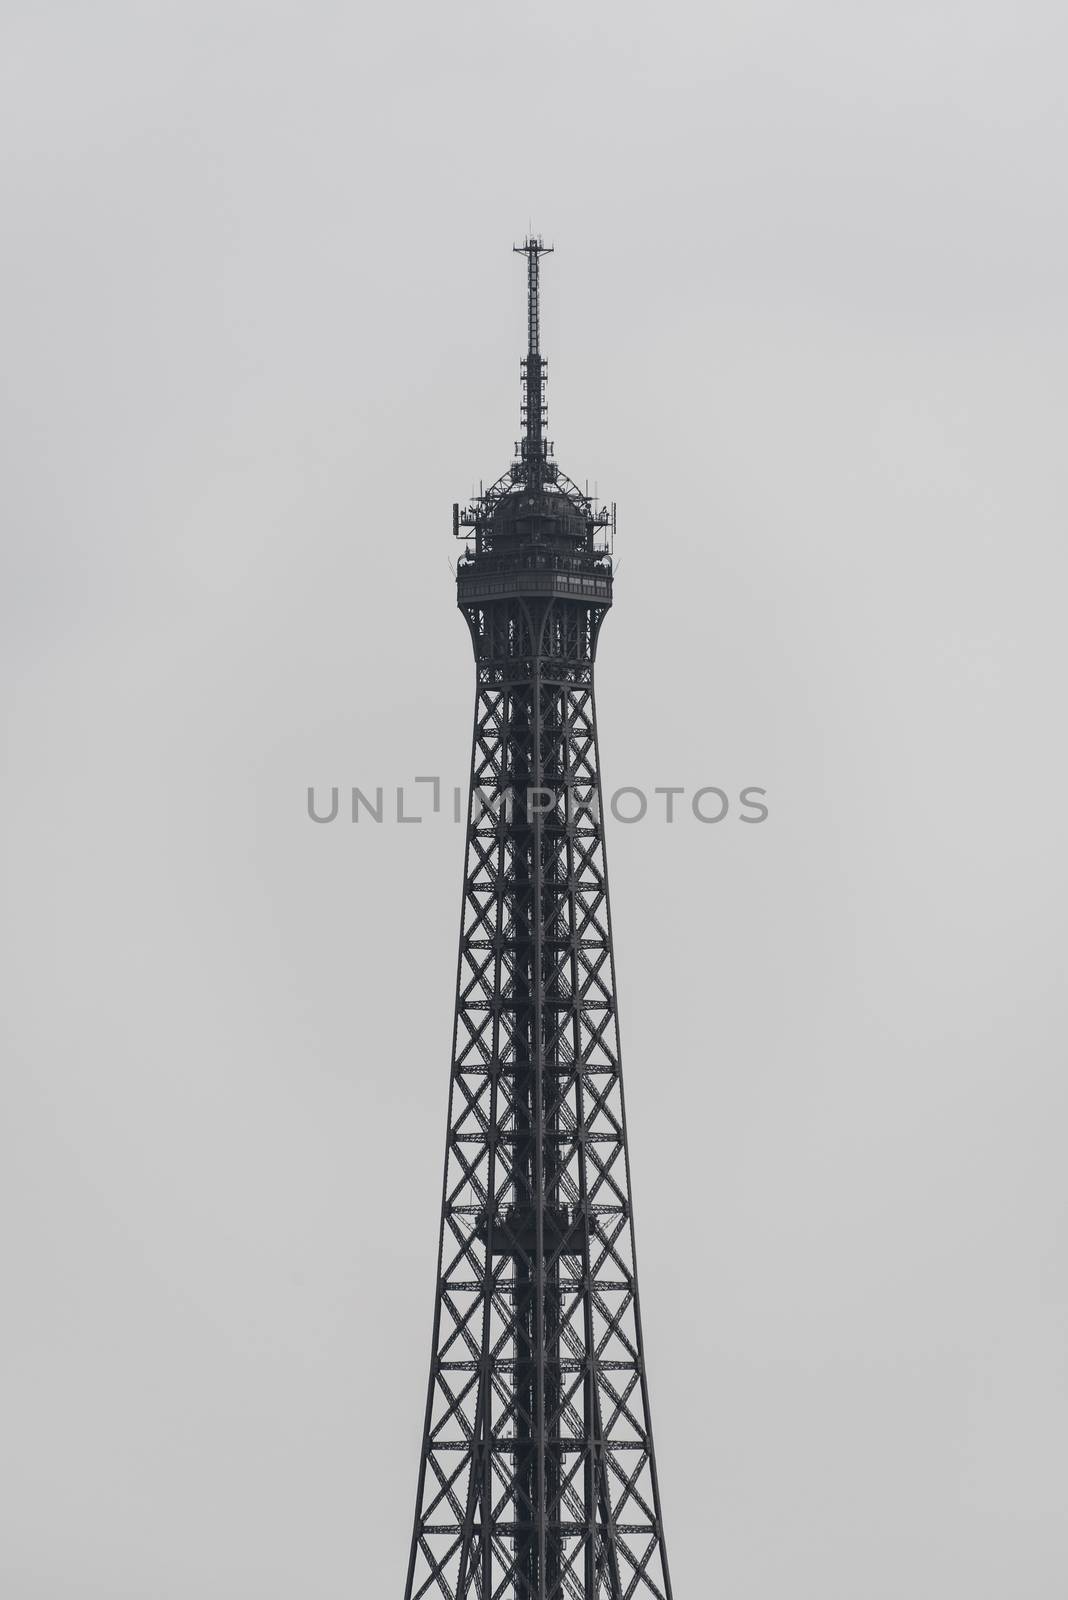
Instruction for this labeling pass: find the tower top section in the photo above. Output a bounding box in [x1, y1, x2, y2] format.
[453, 239, 613, 600]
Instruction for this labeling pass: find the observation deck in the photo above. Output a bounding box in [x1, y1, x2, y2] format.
[454, 480, 614, 608]
[456, 554, 613, 606]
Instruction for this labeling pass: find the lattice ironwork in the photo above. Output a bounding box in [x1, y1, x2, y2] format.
[403, 242, 673, 1600]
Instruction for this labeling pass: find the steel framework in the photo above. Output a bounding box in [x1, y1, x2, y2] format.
[403, 240, 673, 1600]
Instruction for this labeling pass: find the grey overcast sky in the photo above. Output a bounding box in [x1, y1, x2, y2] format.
[2, 2, 1067, 1596]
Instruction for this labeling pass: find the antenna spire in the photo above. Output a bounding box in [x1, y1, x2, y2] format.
[514, 235, 553, 484]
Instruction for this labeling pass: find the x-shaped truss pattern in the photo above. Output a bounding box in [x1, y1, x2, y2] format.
[405, 602, 672, 1600]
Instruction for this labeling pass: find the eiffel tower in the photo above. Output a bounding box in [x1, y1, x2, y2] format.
[403, 239, 674, 1600]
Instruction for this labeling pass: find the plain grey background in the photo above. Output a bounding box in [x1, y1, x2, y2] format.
[2, 2, 1066, 1595]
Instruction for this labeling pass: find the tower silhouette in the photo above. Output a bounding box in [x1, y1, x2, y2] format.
[404, 240, 673, 1600]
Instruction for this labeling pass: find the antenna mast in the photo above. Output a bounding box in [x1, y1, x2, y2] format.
[515, 235, 553, 485]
